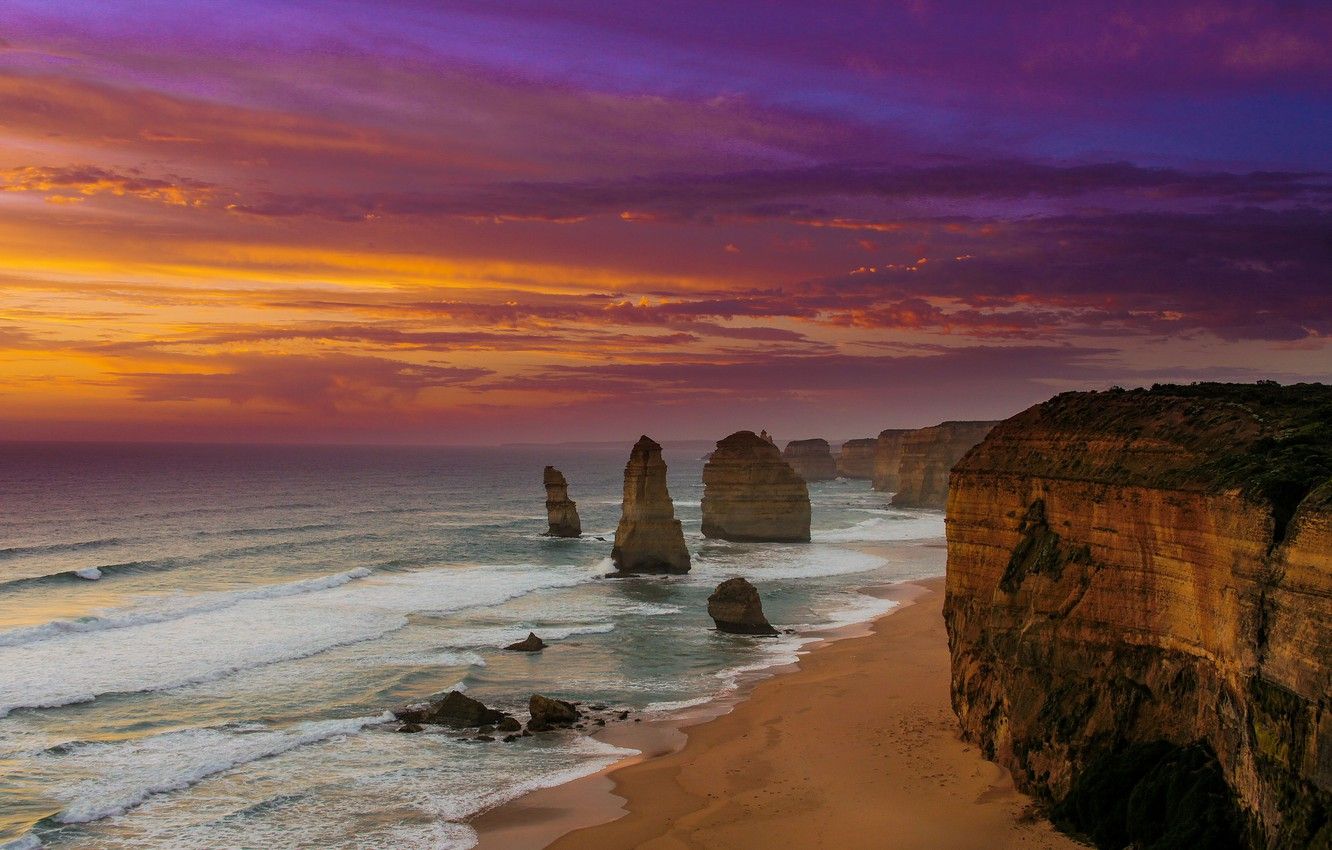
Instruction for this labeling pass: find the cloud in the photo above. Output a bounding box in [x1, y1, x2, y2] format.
[119, 353, 491, 413]
[1, 164, 215, 206]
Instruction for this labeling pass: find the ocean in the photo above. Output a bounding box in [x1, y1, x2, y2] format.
[0, 441, 944, 850]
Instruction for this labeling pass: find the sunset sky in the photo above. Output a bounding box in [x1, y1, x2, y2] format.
[2, 0, 1329, 444]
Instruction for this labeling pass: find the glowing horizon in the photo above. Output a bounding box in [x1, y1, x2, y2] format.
[2, 1, 1330, 444]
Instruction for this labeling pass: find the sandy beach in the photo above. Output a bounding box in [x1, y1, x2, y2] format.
[474, 575, 1083, 850]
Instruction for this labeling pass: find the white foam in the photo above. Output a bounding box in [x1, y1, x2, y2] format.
[811, 512, 944, 543]
[0, 568, 374, 649]
[0, 565, 593, 716]
[0, 835, 41, 850]
[693, 546, 887, 580]
[47, 713, 393, 824]
[74, 568, 102, 581]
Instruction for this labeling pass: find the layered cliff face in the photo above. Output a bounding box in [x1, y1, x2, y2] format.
[836, 438, 877, 480]
[892, 421, 998, 507]
[543, 466, 581, 537]
[872, 429, 910, 492]
[701, 430, 810, 542]
[612, 435, 691, 574]
[782, 438, 837, 482]
[944, 383, 1332, 850]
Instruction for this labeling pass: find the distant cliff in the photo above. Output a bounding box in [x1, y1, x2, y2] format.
[944, 383, 1332, 849]
[891, 421, 997, 507]
[835, 438, 877, 480]
[872, 429, 911, 492]
[782, 438, 837, 482]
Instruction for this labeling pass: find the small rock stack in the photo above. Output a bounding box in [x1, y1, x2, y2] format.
[543, 466, 581, 537]
[611, 436, 691, 574]
[707, 577, 778, 635]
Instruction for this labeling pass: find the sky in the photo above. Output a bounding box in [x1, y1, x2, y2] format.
[1, 0, 1330, 444]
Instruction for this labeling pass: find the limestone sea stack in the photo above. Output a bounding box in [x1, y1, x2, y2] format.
[891, 421, 998, 508]
[707, 577, 778, 635]
[781, 438, 837, 482]
[701, 430, 810, 542]
[611, 436, 691, 574]
[835, 438, 877, 480]
[871, 428, 911, 492]
[944, 383, 1332, 849]
[543, 466, 581, 537]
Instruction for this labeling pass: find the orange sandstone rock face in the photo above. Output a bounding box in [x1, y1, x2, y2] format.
[702, 431, 810, 542]
[781, 438, 837, 482]
[612, 435, 691, 574]
[871, 428, 910, 492]
[892, 421, 998, 508]
[944, 385, 1332, 850]
[835, 438, 877, 480]
[543, 466, 581, 537]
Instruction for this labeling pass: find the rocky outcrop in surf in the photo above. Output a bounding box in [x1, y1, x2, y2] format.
[504, 632, 546, 652]
[891, 421, 998, 508]
[707, 577, 778, 635]
[543, 466, 581, 537]
[872, 429, 911, 492]
[782, 438, 837, 482]
[393, 690, 507, 727]
[944, 383, 1332, 850]
[836, 438, 877, 480]
[611, 436, 691, 574]
[701, 430, 810, 542]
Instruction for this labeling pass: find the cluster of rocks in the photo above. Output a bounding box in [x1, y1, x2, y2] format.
[392, 689, 636, 741]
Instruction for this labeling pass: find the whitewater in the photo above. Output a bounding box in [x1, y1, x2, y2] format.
[0, 441, 944, 850]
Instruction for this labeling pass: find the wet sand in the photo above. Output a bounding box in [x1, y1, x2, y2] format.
[474, 576, 1082, 850]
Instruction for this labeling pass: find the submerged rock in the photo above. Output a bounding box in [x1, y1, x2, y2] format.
[611, 436, 690, 574]
[701, 430, 810, 542]
[707, 577, 778, 635]
[543, 466, 581, 537]
[392, 690, 505, 727]
[781, 438, 837, 482]
[835, 438, 877, 480]
[528, 694, 579, 731]
[504, 632, 547, 652]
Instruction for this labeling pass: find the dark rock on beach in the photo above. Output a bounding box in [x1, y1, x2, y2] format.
[708, 576, 779, 635]
[504, 632, 546, 652]
[528, 693, 580, 730]
[392, 690, 504, 727]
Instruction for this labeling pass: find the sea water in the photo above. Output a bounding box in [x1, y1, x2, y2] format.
[0, 441, 944, 849]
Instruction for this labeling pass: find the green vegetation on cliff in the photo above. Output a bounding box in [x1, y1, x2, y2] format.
[1017, 381, 1332, 543]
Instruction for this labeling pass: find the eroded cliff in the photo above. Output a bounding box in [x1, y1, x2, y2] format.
[543, 466, 581, 537]
[872, 428, 910, 492]
[944, 383, 1332, 850]
[701, 430, 810, 542]
[782, 438, 837, 482]
[836, 438, 877, 480]
[892, 421, 997, 507]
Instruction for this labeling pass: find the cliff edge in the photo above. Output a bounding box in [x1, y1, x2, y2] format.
[944, 383, 1332, 850]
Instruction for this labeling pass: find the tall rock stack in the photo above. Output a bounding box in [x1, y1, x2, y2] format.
[945, 384, 1332, 849]
[871, 429, 911, 492]
[835, 438, 877, 480]
[781, 438, 838, 482]
[611, 436, 691, 574]
[701, 430, 811, 542]
[542, 466, 581, 537]
[891, 421, 998, 508]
